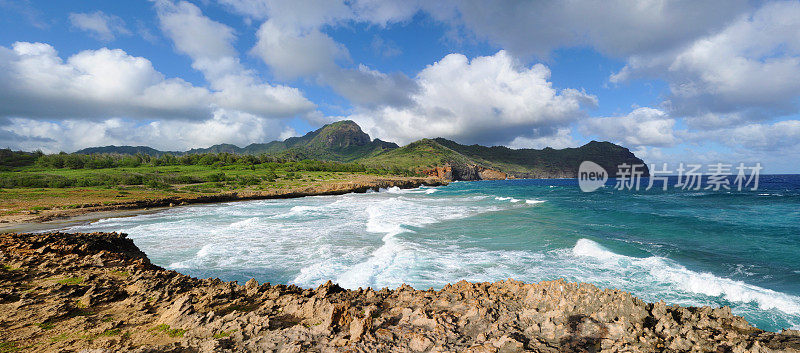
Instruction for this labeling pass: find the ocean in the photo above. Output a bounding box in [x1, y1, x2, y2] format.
[65, 175, 800, 332]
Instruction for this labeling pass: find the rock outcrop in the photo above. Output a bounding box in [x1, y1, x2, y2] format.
[425, 163, 507, 181]
[2, 232, 799, 352]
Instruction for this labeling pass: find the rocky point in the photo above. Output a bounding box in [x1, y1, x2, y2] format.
[1, 232, 799, 352]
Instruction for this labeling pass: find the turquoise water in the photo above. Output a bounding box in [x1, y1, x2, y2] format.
[66, 175, 800, 332]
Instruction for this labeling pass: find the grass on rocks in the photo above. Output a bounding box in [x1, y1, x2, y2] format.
[149, 324, 186, 338]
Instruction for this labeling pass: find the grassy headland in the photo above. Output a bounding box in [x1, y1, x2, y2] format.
[0, 150, 436, 225]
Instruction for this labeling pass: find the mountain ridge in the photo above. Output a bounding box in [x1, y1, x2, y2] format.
[74, 120, 648, 180]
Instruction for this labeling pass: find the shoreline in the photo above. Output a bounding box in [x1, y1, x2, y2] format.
[0, 176, 446, 232]
[2, 231, 799, 352]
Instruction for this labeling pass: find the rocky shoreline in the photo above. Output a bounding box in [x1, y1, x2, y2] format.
[1, 232, 799, 352]
[0, 176, 445, 227]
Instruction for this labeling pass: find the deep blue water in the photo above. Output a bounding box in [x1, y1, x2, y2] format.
[67, 175, 800, 331]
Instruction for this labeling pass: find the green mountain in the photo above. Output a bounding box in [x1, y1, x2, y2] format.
[432, 138, 648, 179]
[74, 145, 176, 156]
[361, 137, 648, 179]
[185, 120, 398, 162]
[71, 120, 648, 180]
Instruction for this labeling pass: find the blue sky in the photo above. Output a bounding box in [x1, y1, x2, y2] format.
[1, 0, 799, 172]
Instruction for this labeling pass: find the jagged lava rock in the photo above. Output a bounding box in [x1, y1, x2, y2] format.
[1, 232, 799, 352]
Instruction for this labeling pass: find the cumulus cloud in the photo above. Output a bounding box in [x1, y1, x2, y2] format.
[249, 9, 418, 108]
[0, 1, 318, 152]
[508, 128, 576, 150]
[633, 119, 800, 172]
[580, 107, 678, 148]
[218, 0, 419, 27]
[2, 111, 294, 153]
[611, 1, 800, 122]
[154, 0, 314, 117]
[219, 0, 353, 29]
[155, 1, 236, 65]
[323, 65, 418, 108]
[435, 0, 750, 58]
[712, 120, 800, 152]
[69, 11, 130, 41]
[0, 40, 312, 121]
[348, 50, 595, 145]
[252, 20, 348, 79]
[0, 42, 210, 120]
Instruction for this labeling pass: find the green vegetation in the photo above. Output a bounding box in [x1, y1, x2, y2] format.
[149, 324, 186, 338]
[98, 328, 122, 337]
[0, 150, 417, 190]
[50, 333, 71, 342]
[213, 330, 235, 339]
[362, 138, 473, 170]
[0, 120, 645, 220]
[0, 341, 19, 353]
[430, 138, 645, 177]
[362, 137, 647, 178]
[1, 120, 645, 187]
[0, 149, 41, 170]
[1, 264, 21, 271]
[57, 277, 84, 285]
[36, 322, 55, 330]
[109, 270, 130, 278]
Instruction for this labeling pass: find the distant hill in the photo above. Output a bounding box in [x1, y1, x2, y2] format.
[74, 145, 176, 156]
[186, 120, 398, 162]
[71, 120, 648, 180]
[362, 137, 648, 179]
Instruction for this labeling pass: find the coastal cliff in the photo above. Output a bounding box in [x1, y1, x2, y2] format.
[423, 163, 508, 181]
[2, 232, 798, 352]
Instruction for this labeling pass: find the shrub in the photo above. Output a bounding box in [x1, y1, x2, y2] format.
[207, 172, 227, 182]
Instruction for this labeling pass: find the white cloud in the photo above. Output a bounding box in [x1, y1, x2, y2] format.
[218, 0, 420, 28]
[252, 20, 348, 79]
[250, 13, 418, 108]
[508, 128, 576, 149]
[69, 11, 130, 41]
[580, 107, 678, 147]
[0, 40, 313, 121]
[2, 110, 293, 153]
[612, 1, 800, 121]
[0, 42, 210, 120]
[420, 0, 750, 58]
[154, 0, 315, 117]
[717, 120, 800, 152]
[219, 0, 353, 29]
[323, 65, 418, 108]
[349, 50, 595, 145]
[155, 1, 235, 64]
[628, 119, 800, 173]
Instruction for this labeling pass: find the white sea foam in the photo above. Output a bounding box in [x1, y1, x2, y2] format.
[334, 196, 491, 289]
[382, 186, 403, 193]
[62, 185, 800, 331]
[572, 239, 800, 315]
[495, 196, 522, 203]
[229, 217, 260, 228]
